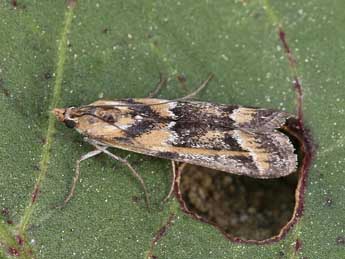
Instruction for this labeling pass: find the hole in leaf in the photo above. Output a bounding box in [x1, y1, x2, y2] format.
[175, 117, 313, 243]
[179, 165, 297, 241]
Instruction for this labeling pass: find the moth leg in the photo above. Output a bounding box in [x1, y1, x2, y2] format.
[59, 149, 103, 208]
[146, 72, 167, 98]
[163, 161, 177, 202]
[179, 73, 214, 100]
[97, 147, 151, 209]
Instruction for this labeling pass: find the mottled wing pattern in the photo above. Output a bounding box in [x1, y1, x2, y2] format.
[75, 98, 297, 179]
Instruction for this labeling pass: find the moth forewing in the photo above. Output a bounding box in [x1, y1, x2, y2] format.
[54, 98, 297, 180]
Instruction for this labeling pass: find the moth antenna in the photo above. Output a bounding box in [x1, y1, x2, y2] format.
[79, 113, 147, 146]
[77, 113, 126, 132]
[80, 100, 176, 109]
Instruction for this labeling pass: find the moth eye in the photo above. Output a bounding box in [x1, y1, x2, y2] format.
[64, 119, 77, 128]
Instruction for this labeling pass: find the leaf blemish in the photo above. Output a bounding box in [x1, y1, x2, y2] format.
[44, 71, 53, 80]
[31, 186, 40, 204]
[15, 235, 25, 246]
[294, 238, 302, 254]
[0, 78, 11, 97]
[8, 247, 20, 257]
[336, 236, 345, 245]
[11, 0, 17, 7]
[1, 207, 10, 217]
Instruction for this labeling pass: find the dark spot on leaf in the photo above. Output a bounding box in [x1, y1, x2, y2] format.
[8, 247, 20, 256]
[67, 0, 77, 8]
[41, 137, 47, 144]
[1, 207, 10, 217]
[278, 28, 290, 54]
[44, 71, 52, 80]
[177, 74, 187, 83]
[1, 208, 13, 225]
[294, 238, 302, 253]
[31, 187, 40, 203]
[16, 235, 24, 246]
[132, 196, 140, 203]
[336, 236, 345, 245]
[0, 79, 10, 97]
[324, 196, 333, 207]
[10, 0, 26, 10]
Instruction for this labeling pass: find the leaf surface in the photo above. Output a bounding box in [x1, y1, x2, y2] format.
[0, 1, 344, 258]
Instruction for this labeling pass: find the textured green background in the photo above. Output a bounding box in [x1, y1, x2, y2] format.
[0, 1, 344, 258]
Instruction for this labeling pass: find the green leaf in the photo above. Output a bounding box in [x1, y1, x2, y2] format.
[0, 1, 344, 258]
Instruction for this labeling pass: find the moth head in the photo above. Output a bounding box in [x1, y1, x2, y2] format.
[52, 107, 79, 129]
[53, 105, 126, 132]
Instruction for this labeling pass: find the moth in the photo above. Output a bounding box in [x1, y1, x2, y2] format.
[53, 91, 297, 207]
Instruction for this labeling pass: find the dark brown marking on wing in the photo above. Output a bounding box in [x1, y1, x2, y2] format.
[156, 151, 181, 160]
[123, 99, 167, 138]
[126, 119, 158, 138]
[113, 136, 134, 145]
[248, 110, 277, 128]
[72, 106, 123, 125]
[255, 132, 280, 154]
[232, 155, 258, 174]
[243, 109, 291, 130]
[101, 113, 116, 123]
[170, 102, 240, 149]
[171, 102, 237, 130]
[255, 131, 296, 176]
[223, 133, 243, 151]
[168, 104, 243, 150]
[220, 105, 240, 114]
[168, 130, 245, 151]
